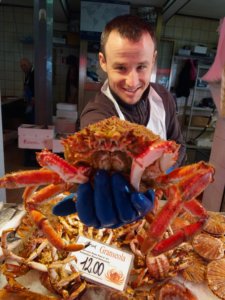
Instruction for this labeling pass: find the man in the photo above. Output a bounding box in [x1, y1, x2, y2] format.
[80, 14, 186, 168]
[20, 57, 35, 124]
[53, 15, 186, 227]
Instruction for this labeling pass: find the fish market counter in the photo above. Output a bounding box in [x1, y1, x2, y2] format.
[0, 202, 223, 300]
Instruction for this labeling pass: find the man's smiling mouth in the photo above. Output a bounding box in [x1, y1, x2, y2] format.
[123, 86, 141, 93]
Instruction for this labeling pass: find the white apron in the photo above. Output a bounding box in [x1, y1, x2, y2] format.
[101, 80, 167, 139]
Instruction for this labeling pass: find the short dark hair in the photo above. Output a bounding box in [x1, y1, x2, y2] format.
[100, 14, 157, 55]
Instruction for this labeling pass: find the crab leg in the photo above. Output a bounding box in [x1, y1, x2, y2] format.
[0, 150, 91, 188]
[150, 198, 208, 255]
[154, 161, 214, 189]
[140, 162, 214, 254]
[0, 169, 63, 188]
[37, 149, 90, 183]
[24, 184, 85, 251]
[131, 140, 179, 191]
[1, 229, 48, 272]
[139, 186, 183, 254]
[24, 183, 69, 208]
[30, 210, 85, 251]
[183, 198, 208, 219]
[152, 220, 205, 256]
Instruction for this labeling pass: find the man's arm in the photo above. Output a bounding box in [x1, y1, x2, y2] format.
[165, 92, 186, 167]
[80, 92, 118, 129]
[152, 83, 186, 167]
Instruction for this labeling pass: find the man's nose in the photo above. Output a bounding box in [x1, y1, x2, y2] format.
[125, 70, 139, 87]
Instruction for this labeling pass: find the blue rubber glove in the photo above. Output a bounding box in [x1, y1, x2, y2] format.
[52, 170, 155, 229]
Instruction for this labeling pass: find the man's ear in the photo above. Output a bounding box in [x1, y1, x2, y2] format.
[153, 50, 157, 65]
[99, 52, 107, 72]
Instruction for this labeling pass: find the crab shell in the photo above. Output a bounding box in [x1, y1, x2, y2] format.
[158, 280, 198, 300]
[62, 116, 180, 191]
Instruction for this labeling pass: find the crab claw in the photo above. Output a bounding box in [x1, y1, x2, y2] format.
[131, 140, 179, 191]
[36, 149, 91, 184]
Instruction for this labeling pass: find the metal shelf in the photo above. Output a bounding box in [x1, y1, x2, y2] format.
[188, 126, 214, 131]
[190, 106, 214, 111]
[174, 55, 213, 64]
[170, 56, 215, 164]
[186, 144, 211, 150]
[185, 106, 216, 114]
[184, 64, 215, 141]
[195, 86, 209, 90]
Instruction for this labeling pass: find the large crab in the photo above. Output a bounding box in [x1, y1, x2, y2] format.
[0, 117, 214, 255]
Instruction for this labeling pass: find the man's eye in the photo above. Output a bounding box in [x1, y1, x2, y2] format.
[116, 66, 126, 71]
[138, 65, 147, 71]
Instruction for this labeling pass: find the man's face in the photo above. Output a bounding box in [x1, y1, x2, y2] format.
[99, 30, 157, 105]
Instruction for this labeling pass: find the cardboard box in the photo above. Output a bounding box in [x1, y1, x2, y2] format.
[18, 124, 55, 149]
[55, 117, 76, 134]
[190, 116, 209, 127]
[56, 109, 78, 120]
[56, 103, 77, 111]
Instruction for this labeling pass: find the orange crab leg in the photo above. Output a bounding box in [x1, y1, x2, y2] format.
[24, 183, 68, 208]
[36, 149, 90, 184]
[140, 162, 214, 254]
[183, 198, 208, 219]
[22, 186, 38, 202]
[151, 220, 205, 255]
[24, 184, 85, 251]
[155, 161, 214, 189]
[0, 169, 63, 188]
[30, 210, 84, 251]
[131, 140, 179, 191]
[140, 186, 183, 254]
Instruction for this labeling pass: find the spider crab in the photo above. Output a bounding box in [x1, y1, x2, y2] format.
[0, 117, 214, 255]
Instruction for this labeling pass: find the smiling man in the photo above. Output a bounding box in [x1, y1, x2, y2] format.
[54, 15, 186, 226]
[80, 14, 186, 168]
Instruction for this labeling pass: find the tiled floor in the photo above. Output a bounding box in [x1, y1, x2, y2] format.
[4, 140, 39, 203]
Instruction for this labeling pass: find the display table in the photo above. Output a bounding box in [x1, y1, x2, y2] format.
[0, 203, 221, 300]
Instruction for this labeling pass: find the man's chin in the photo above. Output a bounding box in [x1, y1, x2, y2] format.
[121, 95, 140, 105]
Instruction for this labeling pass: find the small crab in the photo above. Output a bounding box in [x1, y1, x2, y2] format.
[105, 269, 125, 285]
[0, 117, 214, 255]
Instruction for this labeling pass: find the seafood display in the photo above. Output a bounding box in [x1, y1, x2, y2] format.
[1, 203, 224, 299]
[0, 117, 223, 299]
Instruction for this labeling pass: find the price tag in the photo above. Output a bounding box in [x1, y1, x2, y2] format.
[67, 236, 134, 291]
